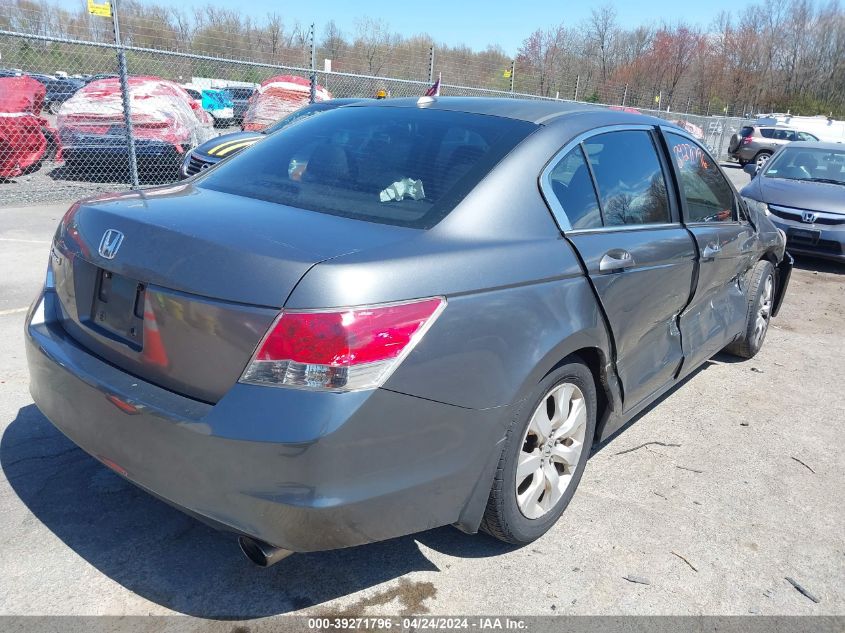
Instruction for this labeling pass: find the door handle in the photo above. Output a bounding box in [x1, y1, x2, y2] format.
[702, 242, 721, 259]
[599, 250, 635, 272]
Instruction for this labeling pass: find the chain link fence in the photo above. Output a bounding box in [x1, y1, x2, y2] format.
[0, 30, 750, 206]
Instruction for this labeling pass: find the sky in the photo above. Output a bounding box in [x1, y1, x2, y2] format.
[175, 0, 741, 55]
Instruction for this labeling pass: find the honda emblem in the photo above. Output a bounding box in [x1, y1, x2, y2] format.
[801, 211, 817, 224]
[98, 229, 124, 259]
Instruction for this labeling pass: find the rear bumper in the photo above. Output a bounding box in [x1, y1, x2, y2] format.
[25, 291, 506, 552]
[61, 135, 183, 165]
[730, 146, 756, 161]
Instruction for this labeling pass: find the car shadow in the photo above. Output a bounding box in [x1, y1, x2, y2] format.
[1, 404, 516, 619]
[792, 255, 844, 275]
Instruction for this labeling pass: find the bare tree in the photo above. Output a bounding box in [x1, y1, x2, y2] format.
[321, 20, 347, 64]
[587, 4, 617, 83]
[264, 13, 284, 63]
[354, 17, 395, 75]
[517, 24, 570, 96]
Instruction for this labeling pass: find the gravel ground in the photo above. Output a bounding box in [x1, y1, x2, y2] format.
[0, 167, 843, 620]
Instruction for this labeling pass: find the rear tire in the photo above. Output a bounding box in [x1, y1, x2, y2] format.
[754, 151, 773, 169]
[725, 260, 775, 359]
[480, 358, 596, 545]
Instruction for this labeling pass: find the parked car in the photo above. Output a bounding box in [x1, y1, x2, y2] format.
[741, 141, 844, 262]
[223, 86, 256, 123]
[26, 73, 85, 114]
[729, 124, 818, 168]
[57, 76, 214, 177]
[26, 99, 791, 567]
[180, 98, 365, 178]
[0, 75, 60, 178]
[241, 74, 331, 131]
[754, 113, 845, 143]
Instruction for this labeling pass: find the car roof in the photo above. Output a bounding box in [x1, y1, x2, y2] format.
[346, 96, 663, 126]
[323, 97, 369, 105]
[778, 140, 844, 150]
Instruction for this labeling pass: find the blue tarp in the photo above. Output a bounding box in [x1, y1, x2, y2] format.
[201, 89, 233, 112]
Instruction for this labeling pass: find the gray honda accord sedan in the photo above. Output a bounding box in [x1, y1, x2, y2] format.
[25, 98, 792, 566]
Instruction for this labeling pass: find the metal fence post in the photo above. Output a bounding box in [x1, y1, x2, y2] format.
[111, 0, 138, 188]
[510, 60, 515, 93]
[428, 45, 434, 83]
[574, 75, 580, 101]
[622, 83, 628, 106]
[309, 23, 316, 104]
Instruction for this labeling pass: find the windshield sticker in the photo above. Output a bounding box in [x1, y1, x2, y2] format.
[380, 178, 426, 202]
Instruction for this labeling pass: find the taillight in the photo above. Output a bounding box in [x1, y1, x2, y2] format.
[741, 136, 753, 145]
[240, 297, 446, 391]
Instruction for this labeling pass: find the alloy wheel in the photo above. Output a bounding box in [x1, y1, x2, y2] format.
[515, 382, 587, 520]
[756, 153, 771, 168]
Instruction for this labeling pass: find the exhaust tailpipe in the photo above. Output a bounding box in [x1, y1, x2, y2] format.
[238, 535, 294, 567]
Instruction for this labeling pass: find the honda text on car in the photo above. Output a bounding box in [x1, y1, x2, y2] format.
[25, 98, 792, 566]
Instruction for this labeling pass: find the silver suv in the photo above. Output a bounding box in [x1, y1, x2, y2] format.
[729, 125, 818, 168]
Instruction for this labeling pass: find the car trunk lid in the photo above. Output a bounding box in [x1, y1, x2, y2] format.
[52, 183, 417, 402]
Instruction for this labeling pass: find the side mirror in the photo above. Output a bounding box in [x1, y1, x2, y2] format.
[743, 163, 759, 178]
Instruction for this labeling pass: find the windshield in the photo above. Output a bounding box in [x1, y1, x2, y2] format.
[763, 147, 845, 185]
[199, 106, 536, 228]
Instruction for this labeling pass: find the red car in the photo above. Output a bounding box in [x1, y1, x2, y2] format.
[242, 75, 331, 132]
[57, 76, 213, 174]
[0, 76, 60, 178]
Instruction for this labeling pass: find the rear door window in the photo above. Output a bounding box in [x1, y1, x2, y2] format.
[583, 130, 671, 226]
[665, 132, 737, 223]
[546, 145, 602, 229]
[199, 107, 536, 228]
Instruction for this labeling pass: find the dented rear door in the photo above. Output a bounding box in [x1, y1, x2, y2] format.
[558, 128, 696, 412]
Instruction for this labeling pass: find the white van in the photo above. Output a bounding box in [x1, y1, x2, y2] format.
[755, 114, 845, 143]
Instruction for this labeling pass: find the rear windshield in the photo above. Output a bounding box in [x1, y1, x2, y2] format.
[740, 126, 754, 137]
[198, 106, 536, 228]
